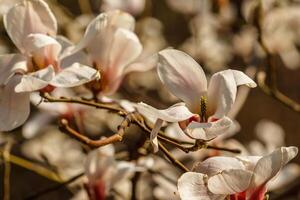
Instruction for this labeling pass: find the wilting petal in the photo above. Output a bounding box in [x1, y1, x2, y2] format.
[0, 54, 27, 85]
[207, 69, 256, 119]
[50, 63, 100, 88]
[24, 34, 61, 68]
[208, 169, 253, 195]
[178, 172, 224, 200]
[185, 117, 232, 140]
[249, 146, 298, 188]
[157, 49, 207, 112]
[15, 65, 55, 92]
[150, 119, 163, 153]
[136, 102, 194, 123]
[193, 157, 245, 177]
[4, 0, 57, 52]
[0, 75, 30, 131]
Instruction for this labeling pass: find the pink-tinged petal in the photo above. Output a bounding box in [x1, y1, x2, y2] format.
[0, 75, 30, 131]
[101, 0, 146, 16]
[208, 169, 253, 195]
[193, 157, 245, 177]
[24, 34, 61, 68]
[4, 0, 57, 53]
[157, 49, 207, 113]
[207, 69, 257, 119]
[136, 102, 194, 123]
[73, 10, 135, 54]
[250, 146, 298, 188]
[15, 65, 55, 92]
[123, 53, 158, 74]
[0, 54, 27, 85]
[184, 117, 232, 140]
[50, 63, 100, 88]
[178, 172, 225, 200]
[150, 119, 163, 153]
[105, 28, 142, 77]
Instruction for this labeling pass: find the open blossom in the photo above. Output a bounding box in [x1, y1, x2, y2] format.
[0, 0, 99, 132]
[69, 10, 156, 97]
[178, 146, 298, 200]
[136, 49, 256, 152]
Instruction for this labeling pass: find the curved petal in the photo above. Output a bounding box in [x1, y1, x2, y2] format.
[0, 54, 27, 85]
[207, 69, 257, 119]
[249, 146, 298, 188]
[0, 75, 30, 131]
[193, 157, 245, 177]
[15, 65, 55, 92]
[4, 0, 57, 52]
[150, 119, 163, 153]
[104, 28, 142, 77]
[178, 172, 224, 200]
[24, 33, 61, 68]
[136, 102, 194, 123]
[50, 63, 100, 88]
[208, 169, 253, 195]
[184, 117, 232, 140]
[73, 10, 135, 54]
[157, 49, 207, 113]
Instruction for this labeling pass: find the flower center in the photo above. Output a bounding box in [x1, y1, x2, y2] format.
[200, 96, 208, 122]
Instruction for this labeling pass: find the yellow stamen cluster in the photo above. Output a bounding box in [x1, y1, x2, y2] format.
[200, 96, 207, 122]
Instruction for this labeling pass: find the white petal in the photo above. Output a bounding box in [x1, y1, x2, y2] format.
[4, 0, 57, 52]
[0, 75, 30, 131]
[207, 69, 256, 118]
[50, 63, 100, 88]
[250, 146, 298, 187]
[104, 28, 142, 77]
[178, 172, 224, 200]
[157, 49, 207, 112]
[73, 10, 135, 54]
[136, 102, 194, 122]
[150, 119, 163, 153]
[193, 156, 245, 177]
[15, 65, 55, 92]
[185, 117, 232, 140]
[124, 53, 158, 74]
[208, 169, 253, 194]
[0, 54, 27, 85]
[24, 34, 61, 69]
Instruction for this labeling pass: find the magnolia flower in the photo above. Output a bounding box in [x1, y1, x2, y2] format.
[71, 10, 156, 97]
[136, 49, 256, 152]
[84, 144, 136, 200]
[0, 0, 99, 132]
[178, 146, 298, 200]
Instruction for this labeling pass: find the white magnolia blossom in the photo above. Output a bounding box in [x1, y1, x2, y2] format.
[84, 144, 136, 200]
[136, 49, 256, 152]
[0, 0, 99, 132]
[178, 146, 298, 200]
[70, 10, 157, 96]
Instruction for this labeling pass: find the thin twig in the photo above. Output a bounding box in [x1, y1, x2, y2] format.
[158, 142, 189, 172]
[58, 112, 136, 148]
[41, 92, 125, 114]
